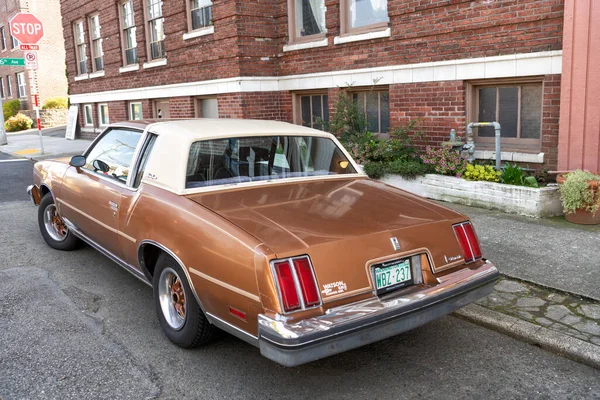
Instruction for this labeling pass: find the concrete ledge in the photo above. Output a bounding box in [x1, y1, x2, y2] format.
[454, 304, 600, 370]
[473, 150, 545, 164]
[380, 174, 563, 218]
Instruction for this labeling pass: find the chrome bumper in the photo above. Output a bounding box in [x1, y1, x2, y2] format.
[258, 260, 499, 367]
[26, 185, 37, 205]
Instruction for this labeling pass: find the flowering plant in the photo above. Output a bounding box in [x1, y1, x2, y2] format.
[420, 146, 468, 177]
[464, 164, 502, 182]
[5, 112, 33, 132]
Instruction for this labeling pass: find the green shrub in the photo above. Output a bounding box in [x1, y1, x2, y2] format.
[464, 164, 502, 182]
[362, 159, 431, 180]
[5, 112, 33, 132]
[420, 146, 469, 177]
[559, 170, 600, 215]
[3, 99, 21, 121]
[500, 163, 539, 187]
[41, 96, 68, 110]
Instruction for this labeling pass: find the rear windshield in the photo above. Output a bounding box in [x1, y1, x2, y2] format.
[185, 136, 356, 188]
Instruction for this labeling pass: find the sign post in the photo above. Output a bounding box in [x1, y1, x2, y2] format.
[9, 12, 44, 152]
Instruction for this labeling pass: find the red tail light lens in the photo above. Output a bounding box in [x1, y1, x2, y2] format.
[463, 223, 482, 260]
[293, 257, 320, 307]
[453, 222, 482, 263]
[273, 261, 301, 312]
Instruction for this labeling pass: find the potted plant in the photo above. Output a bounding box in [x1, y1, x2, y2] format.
[556, 170, 600, 224]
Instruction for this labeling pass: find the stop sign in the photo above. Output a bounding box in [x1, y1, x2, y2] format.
[9, 13, 44, 44]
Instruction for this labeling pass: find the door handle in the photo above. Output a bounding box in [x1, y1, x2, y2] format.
[109, 201, 119, 212]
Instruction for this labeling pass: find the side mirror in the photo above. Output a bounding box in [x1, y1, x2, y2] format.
[92, 159, 110, 173]
[70, 155, 86, 168]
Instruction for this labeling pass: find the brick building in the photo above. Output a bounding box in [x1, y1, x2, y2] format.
[0, 0, 68, 112]
[62, 0, 565, 170]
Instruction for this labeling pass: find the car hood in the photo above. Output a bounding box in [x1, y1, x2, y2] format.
[187, 177, 463, 254]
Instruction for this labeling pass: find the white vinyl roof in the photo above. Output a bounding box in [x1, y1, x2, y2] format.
[140, 119, 361, 195]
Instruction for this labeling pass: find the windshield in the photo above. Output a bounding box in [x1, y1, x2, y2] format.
[185, 136, 356, 188]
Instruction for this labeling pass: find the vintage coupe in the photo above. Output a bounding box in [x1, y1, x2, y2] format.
[28, 119, 498, 367]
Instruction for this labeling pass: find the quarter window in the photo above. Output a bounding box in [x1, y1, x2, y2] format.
[133, 133, 157, 187]
[289, 0, 326, 42]
[120, 0, 138, 65]
[146, 0, 166, 60]
[89, 15, 104, 72]
[342, 0, 388, 33]
[189, 0, 212, 30]
[83, 104, 93, 126]
[16, 72, 26, 98]
[473, 83, 542, 148]
[74, 21, 87, 75]
[84, 128, 143, 184]
[353, 91, 389, 134]
[298, 94, 328, 130]
[98, 104, 109, 126]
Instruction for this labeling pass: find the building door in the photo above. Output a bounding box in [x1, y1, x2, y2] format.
[153, 100, 170, 119]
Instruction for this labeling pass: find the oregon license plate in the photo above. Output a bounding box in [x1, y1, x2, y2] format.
[374, 259, 412, 293]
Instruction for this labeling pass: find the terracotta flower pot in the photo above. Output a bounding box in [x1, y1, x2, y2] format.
[556, 173, 600, 225]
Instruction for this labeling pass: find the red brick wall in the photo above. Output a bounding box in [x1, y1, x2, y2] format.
[170, 97, 195, 118]
[542, 75, 561, 170]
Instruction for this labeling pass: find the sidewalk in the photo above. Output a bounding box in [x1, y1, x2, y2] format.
[0, 128, 91, 160]
[443, 202, 600, 369]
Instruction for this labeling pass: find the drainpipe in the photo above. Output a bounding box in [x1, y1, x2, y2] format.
[466, 122, 502, 170]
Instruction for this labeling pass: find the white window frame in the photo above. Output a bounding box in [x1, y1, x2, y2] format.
[287, 0, 327, 44]
[83, 104, 94, 126]
[7, 75, 12, 97]
[0, 26, 6, 51]
[73, 20, 88, 75]
[340, 0, 389, 36]
[0, 77, 5, 98]
[98, 103, 109, 126]
[10, 32, 18, 50]
[187, 0, 213, 32]
[144, 0, 166, 61]
[88, 14, 104, 72]
[129, 101, 143, 120]
[16, 72, 26, 98]
[119, 0, 139, 66]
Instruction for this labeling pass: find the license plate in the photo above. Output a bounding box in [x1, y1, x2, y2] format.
[374, 259, 412, 293]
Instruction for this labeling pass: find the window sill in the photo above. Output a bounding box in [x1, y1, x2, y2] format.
[334, 27, 390, 45]
[89, 70, 105, 79]
[119, 64, 139, 74]
[283, 38, 328, 52]
[143, 59, 167, 69]
[74, 74, 89, 81]
[473, 150, 545, 164]
[183, 26, 214, 40]
[81, 127, 100, 133]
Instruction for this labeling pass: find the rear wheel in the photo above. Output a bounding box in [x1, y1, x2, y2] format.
[38, 193, 79, 251]
[153, 253, 216, 347]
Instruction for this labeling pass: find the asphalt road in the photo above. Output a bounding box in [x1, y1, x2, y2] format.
[1, 160, 599, 399]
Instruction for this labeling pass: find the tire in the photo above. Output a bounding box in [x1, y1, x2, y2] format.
[153, 253, 216, 348]
[38, 193, 79, 251]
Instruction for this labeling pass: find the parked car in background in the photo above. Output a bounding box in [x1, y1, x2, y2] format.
[27, 119, 499, 367]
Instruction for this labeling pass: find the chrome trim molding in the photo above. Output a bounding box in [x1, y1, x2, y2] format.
[26, 185, 36, 205]
[63, 217, 151, 287]
[257, 260, 499, 367]
[206, 312, 259, 347]
[137, 239, 207, 314]
[189, 268, 260, 303]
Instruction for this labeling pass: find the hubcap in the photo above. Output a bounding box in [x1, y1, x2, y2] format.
[43, 204, 68, 242]
[158, 267, 186, 330]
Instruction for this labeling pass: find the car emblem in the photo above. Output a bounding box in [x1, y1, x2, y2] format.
[390, 237, 401, 251]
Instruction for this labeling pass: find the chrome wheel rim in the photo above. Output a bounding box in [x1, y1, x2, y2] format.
[158, 267, 186, 330]
[43, 204, 68, 242]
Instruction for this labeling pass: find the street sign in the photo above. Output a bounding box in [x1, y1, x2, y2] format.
[20, 44, 39, 51]
[9, 13, 44, 45]
[0, 58, 25, 66]
[25, 51, 38, 70]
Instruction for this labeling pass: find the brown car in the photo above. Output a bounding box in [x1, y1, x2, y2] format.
[28, 119, 498, 367]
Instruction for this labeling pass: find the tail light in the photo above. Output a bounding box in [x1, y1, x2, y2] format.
[272, 256, 321, 313]
[453, 221, 482, 263]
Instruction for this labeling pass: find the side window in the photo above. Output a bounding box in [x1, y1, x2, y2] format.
[84, 128, 143, 183]
[133, 134, 158, 187]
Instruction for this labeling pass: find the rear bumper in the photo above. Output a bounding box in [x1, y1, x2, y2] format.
[258, 260, 499, 367]
[27, 184, 40, 206]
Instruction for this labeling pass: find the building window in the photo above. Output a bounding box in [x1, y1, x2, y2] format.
[16, 72, 26, 98]
[120, 0, 138, 65]
[297, 93, 328, 130]
[289, 0, 326, 42]
[129, 102, 143, 120]
[188, 0, 212, 31]
[83, 104, 93, 126]
[195, 97, 218, 118]
[89, 15, 104, 72]
[7, 75, 12, 97]
[98, 103, 109, 126]
[0, 27, 6, 51]
[73, 21, 87, 75]
[10, 32, 18, 49]
[0, 77, 4, 98]
[471, 82, 542, 149]
[341, 0, 388, 34]
[146, 0, 165, 60]
[353, 90, 389, 134]
[153, 100, 170, 118]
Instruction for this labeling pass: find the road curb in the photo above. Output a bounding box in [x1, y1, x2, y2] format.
[501, 271, 600, 302]
[453, 304, 600, 370]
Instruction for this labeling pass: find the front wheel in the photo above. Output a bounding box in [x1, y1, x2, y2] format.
[37, 193, 79, 251]
[153, 253, 216, 347]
